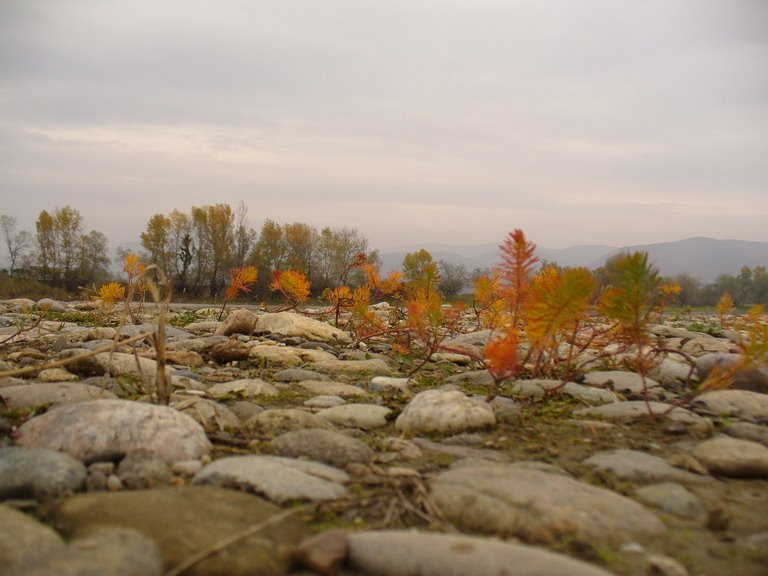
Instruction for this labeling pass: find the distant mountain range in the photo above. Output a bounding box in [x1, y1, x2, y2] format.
[378, 237, 768, 283]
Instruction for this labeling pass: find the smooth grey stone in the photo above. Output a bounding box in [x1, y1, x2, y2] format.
[395, 389, 496, 435]
[562, 382, 620, 404]
[16, 399, 211, 465]
[167, 335, 229, 353]
[692, 437, 768, 478]
[171, 397, 242, 433]
[215, 309, 258, 336]
[445, 369, 495, 388]
[582, 449, 708, 485]
[245, 408, 335, 435]
[690, 389, 768, 421]
[724, 422, 768, 447]
[7, 527, 163, 576]
[411, 438, 509, 463]
[430, 463, 665, 545]
[52, 486, 307, 576]
[0, 382, 117, 410]
[117, 323, 192, 340]
[192, 455, 348, 503]
[273, 368, 330, 382]
[37, 298, 67, 312]
[486, 396, 522, 424]
[649, 358, 694, 389]
[298, 380, 369, 398]
[634, 482, 707, 519]
[117, 452, 172, 489]
[317, 404, 392, 429]
[271, 429, 373, 468]
[313, 358, 392, 376]
[209, 340, 252, 363]
[206, 378, 279, 399]
[347, 530, 615, 576]
[297, 341, 340, 354]
[228, 401, 264, 422]
[0, 503, 66, 573]
[583, 371, 660, 394]
[255, 312, 351, 344]
[574, 401, 705, 425]
[0, 447, 87, 499]
[59, 348, 175, 381]
[304, 395, 346, 408]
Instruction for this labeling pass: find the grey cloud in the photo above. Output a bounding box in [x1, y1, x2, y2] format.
[0, 0, 766, 250]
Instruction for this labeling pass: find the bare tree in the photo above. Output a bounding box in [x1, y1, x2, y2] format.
[0, 215, 32, 276]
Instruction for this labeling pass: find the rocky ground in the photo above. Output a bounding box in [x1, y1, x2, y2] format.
[0, 298, 767, 576]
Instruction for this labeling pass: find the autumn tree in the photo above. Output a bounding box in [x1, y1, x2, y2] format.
[282, 222, 316, 276]
[402, 249, 439, 295]
[251, 219, 286, 297]
[76, 230, 110, 286]
[140, 213, 172, 273]
[34, 206, 85, 289]
[315, 226, 370, 291]
[35, 210, 57, 284]
[55, 206, 84, 290]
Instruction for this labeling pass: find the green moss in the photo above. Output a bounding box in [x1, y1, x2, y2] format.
[168, 310, 198, 327]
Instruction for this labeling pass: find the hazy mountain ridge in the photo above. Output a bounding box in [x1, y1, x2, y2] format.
[380, 237, 768, 283]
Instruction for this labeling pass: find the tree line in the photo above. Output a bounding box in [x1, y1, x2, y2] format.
[1, 203, 376, 299]
[1, 205, 766, 306]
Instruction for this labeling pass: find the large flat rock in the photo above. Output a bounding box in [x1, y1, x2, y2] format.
[0, 503, 65, 574]
[690, 389, 768, 421]
[430, 463, 665, 545]
[347, 530, 615, 576]
[192, 455, 348, 502]
[0, 447, 87, 499]
[395, 389, 496, 435]
[51, 487, 307, 576]
[16, 399, 212, 464]
[255, 312, 351, 344]
[0, 382, 116, 410]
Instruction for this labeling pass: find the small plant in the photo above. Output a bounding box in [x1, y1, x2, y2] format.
[716, 293, 734, 328]
[405, 286, 465, 376]
[688, 321, 724, 338]
[270, 270, 311, 311]
[597, 251, 680, 410]
[93, 281, 125, 308]
[471, 269, 506, 329]
[218, 266, 258, 320]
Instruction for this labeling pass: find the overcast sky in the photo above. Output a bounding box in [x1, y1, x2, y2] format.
[1, 0, 766, 254]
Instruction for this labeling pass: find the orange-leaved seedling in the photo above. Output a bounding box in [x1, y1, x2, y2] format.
[525, 266, 595, 377]
[218, 266, 258, 320]
[498, 229, 539, 326]
[121, 252, 149, 321]
[472, 269, 507, 330]
[93, 282, 125, 307]
[406, 286, 465, 375]
[716, 293, 734, 328]
[324, 252, 368, 326]
[270, 270, 311, 311]
[658, 283, 682, 322]
[482, 327, 522, 398]
[362, 263, 403, 301]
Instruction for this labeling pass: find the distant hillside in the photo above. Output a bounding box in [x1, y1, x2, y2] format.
[587, 238, 768, 283]
[379, 238, 768, 283]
